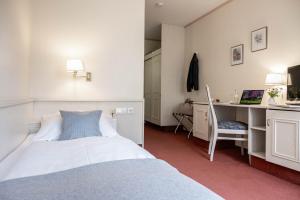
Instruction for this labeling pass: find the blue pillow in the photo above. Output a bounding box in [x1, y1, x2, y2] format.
[59, 110, 102, 141]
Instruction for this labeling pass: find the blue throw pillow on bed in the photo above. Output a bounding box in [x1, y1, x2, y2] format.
[59, 110, 102, 141]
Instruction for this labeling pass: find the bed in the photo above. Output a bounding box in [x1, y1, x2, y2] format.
[0, 112, 223, 200]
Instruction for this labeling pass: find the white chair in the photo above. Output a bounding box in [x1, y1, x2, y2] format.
[206, 85, 248, 162]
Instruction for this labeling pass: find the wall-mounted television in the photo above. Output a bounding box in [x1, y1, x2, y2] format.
[287, 65, 300, 102]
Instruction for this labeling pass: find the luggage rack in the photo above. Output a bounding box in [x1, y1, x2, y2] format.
[173, 99, 193, 138]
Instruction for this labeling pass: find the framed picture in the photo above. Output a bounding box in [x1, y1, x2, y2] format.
[231, 44, 244, 66]
[251, 26, 268, 52]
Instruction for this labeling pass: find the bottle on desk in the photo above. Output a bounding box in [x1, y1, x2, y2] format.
[233, 89, 239, 104]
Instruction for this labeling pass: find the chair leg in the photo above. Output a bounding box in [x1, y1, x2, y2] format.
[187, 128, 193, 139]
[240, 139, 245, 156]
[208, 131, 213, 155]
[248, 155, 252, 165]
[210, 133, 218, 162]
[241, 145, 244, 156]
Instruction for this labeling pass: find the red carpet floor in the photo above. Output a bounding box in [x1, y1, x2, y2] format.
[144, 126, 300, 200]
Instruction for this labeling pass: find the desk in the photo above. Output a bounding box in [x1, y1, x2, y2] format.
[193, 102, 268, 161]
[193, 101, 300, 175]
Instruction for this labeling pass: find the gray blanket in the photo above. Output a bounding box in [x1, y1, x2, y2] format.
[0, 159, 223, 200]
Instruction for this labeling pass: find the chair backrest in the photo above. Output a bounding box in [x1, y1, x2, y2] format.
[205, 85, 218, 131]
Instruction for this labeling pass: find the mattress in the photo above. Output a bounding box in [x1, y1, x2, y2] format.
[0, 134, 154, 181]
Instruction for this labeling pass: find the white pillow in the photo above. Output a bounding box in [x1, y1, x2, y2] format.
[33, 112, 62, 141]
[34, 112, 118, 141]
[99, 115, 118, 137]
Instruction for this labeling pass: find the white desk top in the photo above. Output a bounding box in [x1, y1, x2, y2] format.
[193, 101, 268, 109]
[193, 102, 300, 111]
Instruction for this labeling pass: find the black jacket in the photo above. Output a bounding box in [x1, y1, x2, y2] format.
[187, 53, 199, 92]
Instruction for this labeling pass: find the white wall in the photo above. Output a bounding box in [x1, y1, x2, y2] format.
[185, 0, 300, 102]
[161, 24, 185, 126]
[145, 40, 161, 55]
[0, 0, 32, 160]
[27, 0, 145, 144]
[0, 0, 31, 100]
[29, 0, 145, 100]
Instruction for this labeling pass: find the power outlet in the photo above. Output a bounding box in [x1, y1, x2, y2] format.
[115, 108, 128, 114]
[127, 107, 134, 114]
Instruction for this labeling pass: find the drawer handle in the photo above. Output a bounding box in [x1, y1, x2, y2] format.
[267, 119, 270, 127]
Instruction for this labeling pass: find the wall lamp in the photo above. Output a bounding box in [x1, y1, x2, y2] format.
[66, 59, 92, 81]
[265, 73, 284, 86]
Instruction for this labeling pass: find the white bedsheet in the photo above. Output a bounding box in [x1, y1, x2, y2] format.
[0, 135, 154, 181]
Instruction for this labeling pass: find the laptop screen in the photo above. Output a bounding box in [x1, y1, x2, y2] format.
[240, 90, 264, 105]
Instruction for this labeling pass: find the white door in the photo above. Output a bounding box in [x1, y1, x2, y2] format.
[144, 96, 152, 122]
[149, 54, 161, 125]
[144, 53, 161, 125]
[266, 110, 300, 172]
[151, 96, 161, 125]
[151, 54, 161, 94]
[144, 58, 152, 122]
[193, 105, 209, 141]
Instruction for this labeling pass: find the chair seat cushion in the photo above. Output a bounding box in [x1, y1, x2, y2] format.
[218, 120, 248, 130]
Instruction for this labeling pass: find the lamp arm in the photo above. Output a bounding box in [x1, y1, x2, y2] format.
[72, 71, 91, 81]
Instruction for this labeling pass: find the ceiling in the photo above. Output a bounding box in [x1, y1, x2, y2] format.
[145, 0, 230, 40]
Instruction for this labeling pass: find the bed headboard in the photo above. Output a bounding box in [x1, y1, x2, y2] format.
[33, 99, 144, 145]
[0, 99, 33, 161]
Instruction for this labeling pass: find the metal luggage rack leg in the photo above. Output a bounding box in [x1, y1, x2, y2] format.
[173, 113, 193, 139]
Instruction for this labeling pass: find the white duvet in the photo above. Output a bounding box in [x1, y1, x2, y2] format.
[0, 135, 154, 181]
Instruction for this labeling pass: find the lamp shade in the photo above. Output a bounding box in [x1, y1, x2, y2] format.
[66, 59, 84, 72]
[265, 73, 284, 86]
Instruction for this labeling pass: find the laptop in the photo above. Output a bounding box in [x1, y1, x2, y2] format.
[239, 90, 264, 105]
